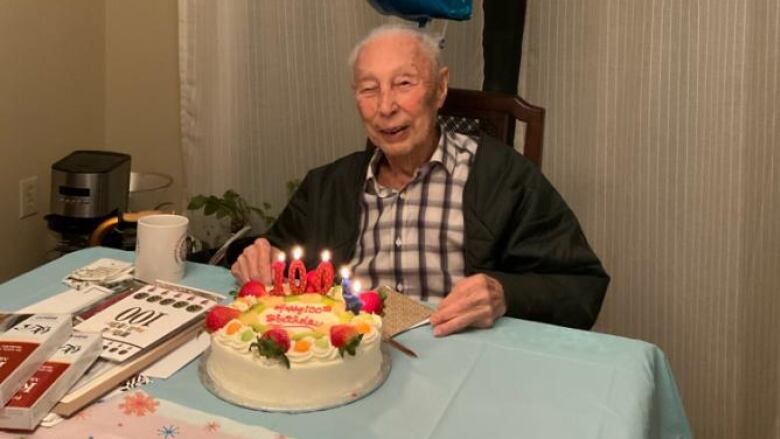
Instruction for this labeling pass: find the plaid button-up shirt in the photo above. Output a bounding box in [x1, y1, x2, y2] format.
[348, 130, 478, 304]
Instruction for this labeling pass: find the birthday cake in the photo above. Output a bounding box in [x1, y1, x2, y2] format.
[203, 251, 386, 409]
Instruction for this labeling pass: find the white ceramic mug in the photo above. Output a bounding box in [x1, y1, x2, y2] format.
[134, 214, 189, 283]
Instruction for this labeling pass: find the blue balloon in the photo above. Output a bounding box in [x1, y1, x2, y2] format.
[369, 0, 472, 25]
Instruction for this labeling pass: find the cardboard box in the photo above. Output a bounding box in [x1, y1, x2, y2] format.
[0, 332, 101, 430]
[0, 314, 71, 407]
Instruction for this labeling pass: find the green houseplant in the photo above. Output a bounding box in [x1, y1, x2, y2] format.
[186, 181, 300, 264]
[187, 189, 275, 234]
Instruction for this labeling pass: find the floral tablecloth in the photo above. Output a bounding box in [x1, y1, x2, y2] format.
[0, 391, 289, 439]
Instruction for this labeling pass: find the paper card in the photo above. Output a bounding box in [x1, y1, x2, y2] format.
[75, 284, 217, 363]
[62, 258, 134, 290]
[18, 285, 113, 315]
[381, 289, 434, 339]
[67, 258, 132, 282]
[142, 332, 209, 379]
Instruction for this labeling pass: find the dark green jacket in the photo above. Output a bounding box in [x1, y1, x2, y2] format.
[231, 135, 609, 330]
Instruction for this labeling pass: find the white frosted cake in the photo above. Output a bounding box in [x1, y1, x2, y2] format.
[204, 283, 385, 409]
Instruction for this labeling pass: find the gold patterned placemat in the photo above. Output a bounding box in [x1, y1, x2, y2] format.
[381, 288, 434, 339]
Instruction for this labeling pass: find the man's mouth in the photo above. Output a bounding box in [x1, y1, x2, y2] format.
[378, 125, 409, 137]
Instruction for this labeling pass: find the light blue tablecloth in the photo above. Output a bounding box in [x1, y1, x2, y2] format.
[0, 248, 692, 439]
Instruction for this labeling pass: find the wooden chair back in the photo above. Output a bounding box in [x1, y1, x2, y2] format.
[438, 87, 545, 167]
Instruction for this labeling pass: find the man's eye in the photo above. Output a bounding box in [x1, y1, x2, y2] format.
[359, 86, 378, 94]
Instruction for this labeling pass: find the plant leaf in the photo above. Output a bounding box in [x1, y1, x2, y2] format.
[203, 201, 219, 216]
[223, 189, 239, 201]
[188, 195, 207, 210]
[215, 207, 231, 219]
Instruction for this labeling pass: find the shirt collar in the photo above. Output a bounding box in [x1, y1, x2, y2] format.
[364, 127, 456, 188]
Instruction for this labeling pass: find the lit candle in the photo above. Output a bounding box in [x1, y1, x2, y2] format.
[288, 246, 307, 294]
[303, 271, 317, 293]
[314, 250, 335, 294]
[340, 267, 351, 294]
[340, 268, 362, 313]
[271, 252, 286, 295]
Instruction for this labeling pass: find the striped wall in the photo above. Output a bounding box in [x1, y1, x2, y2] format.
[521, 1, 780, 437]
[739, 1, 780, 436]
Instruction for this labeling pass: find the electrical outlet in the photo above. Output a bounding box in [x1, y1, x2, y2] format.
[19, 176, 38, 219]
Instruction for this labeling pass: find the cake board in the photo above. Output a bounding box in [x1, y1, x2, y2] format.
[199, 344, 392, 413]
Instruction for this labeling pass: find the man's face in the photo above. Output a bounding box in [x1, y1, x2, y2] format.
[352, 33, 448, 160]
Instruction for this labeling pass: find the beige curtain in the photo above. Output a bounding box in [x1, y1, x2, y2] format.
[178, 0, 484, 246]
[520, 1, 780, 437]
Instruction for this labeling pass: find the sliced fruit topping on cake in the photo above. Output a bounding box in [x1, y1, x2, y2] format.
[250, 328, 291, 368]
[314, 337, 330, 350]
[330, 324, 363, 357]
[205, 306, 241, 332]
[293, 339, 312, 353]
[237, 280, 268, 298]
[354, 321, 372, 335]
[291, 331, 325, 341]
[238, 302, 266, 326]
[224, 321, 243, 335]
[240, 329, 255, 342]
[358, 290, 384, 314]
[250, 322, 268, 333]
[299, 293, 324, 303]
[336, 311, 354, 323]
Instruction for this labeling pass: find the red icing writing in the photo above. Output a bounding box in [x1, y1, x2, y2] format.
[266, 314, 322, 328]
[273, 304, 328, 315]
[264, 303, 329, 329]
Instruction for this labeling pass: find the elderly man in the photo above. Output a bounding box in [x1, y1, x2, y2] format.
[230, 24, 609, 336]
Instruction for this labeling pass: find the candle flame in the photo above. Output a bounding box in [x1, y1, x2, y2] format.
[340, 267, 350, 279]
[292, 246, 303, 260]
[321, 250, 331, 262]
[353, 280, 362, 293]
[277, 252, 286, 262]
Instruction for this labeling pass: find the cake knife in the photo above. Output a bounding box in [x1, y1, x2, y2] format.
[384, 337, 418, 358]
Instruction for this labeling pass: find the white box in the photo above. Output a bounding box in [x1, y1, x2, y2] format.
[0, 332, 101, 430]
[0, 314, 72, 407]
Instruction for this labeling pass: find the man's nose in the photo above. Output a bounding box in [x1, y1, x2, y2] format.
[377, 89, 397, 116]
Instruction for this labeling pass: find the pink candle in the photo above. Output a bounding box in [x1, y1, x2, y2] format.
[288, 247, 307, 294]
[271, 253, 286, 295]
[315, 250, 335, 294]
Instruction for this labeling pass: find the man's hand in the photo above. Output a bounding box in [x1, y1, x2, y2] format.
[430, 274, 507, 337]
[230, 238, 281, 285]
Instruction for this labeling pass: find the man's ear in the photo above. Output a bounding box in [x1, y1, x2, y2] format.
[436, 67, 450, 109]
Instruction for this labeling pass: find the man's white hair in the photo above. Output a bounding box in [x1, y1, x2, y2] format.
[348, 24, 444, 79]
